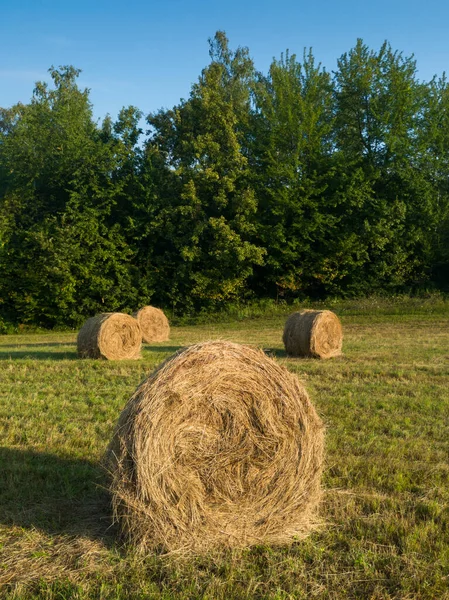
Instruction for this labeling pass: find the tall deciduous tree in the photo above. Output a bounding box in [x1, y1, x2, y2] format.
[333, 40, 432, 291]
[417, 74, 449, 285]
[143, 31, 265, 310]
[0, 67, 140, 326]
[1, 35, 449, 327]
[250, 49, 338, 298]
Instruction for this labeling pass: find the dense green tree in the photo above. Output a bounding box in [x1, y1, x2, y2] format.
[0, 67, 101, 223]
[250, 49, 339, 298]
[1, 35, 449, 327]
[0, 67, 142, 326]
[0, 204, 138, 327]
[417, 74, 449, 285]
[332, 40, 434, 292]
[143, 31, 265, 311]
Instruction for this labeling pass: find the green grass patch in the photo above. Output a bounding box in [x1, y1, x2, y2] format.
[1, 303, 448, 599]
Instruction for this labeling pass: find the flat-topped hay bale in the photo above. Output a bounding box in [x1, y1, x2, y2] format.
[77, 313, 142, 360]
[106, 340, 324, 554]
[283, 309, 343, 359]
[133, 306, 170, 343]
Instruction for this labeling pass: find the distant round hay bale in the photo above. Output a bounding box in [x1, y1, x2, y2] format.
[283, 309, 343, 359]
[133, 306, 170, 343]
[105, 340, 324, 554]
[77, 313, 142, 360]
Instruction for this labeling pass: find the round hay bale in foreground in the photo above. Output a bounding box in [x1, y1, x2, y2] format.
[283, 309, 343, 359]
[77, 313, 142, 360]
[106, 340, 324, 554]
[133, 306, 169, 343]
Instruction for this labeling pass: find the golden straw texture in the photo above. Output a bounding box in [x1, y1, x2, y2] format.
[133, 306, 170, 343]
[283, 310, 343, 359]
[77, 313, 142, 360]
[106, 340, 324, 554]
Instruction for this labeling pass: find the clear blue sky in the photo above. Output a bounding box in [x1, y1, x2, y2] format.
[1, 0, 449, 124]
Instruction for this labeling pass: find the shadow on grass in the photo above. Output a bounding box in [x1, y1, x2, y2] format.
[263, 347, 289, 359]
[0, 342, 74, 348]
[0, 342, 77, 361]
[0, 350, 78, 360]
[142, 345, 184, 354]
[0, 447, 116, 545]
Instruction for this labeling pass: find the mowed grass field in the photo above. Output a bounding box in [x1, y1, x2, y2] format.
[1, 299, 448, 599]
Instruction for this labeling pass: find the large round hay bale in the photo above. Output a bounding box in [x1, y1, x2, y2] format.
[106, 340, 324, 554]
[77, 313, 142, 360]
[133, 306, 170, 343]
[283, 309, 343, 359]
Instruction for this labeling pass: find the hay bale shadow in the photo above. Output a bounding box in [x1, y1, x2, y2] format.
[263, 347, 289, 359]
[0, 343, 74, 348]
[0, 447, 115, 545]
[143, 345, 184, 353]
[0, 342, 77, 361]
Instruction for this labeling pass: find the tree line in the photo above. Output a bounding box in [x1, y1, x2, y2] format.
[1, 32, 448, 327]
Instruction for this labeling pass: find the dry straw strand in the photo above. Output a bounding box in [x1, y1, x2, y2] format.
[77, 313, 142, 360]
[283, 309, 343, 359]
[105, 340, 324, 554]
[133, 306, 170, 343]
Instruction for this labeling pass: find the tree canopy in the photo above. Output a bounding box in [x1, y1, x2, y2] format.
[1, 33, 448, 327]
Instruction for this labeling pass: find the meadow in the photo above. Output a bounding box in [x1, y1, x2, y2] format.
[0, 297, 448, 599]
